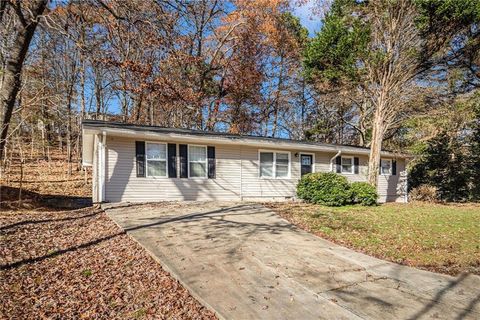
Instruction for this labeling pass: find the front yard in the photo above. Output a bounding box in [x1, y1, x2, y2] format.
[267, 202, 480, 276]
[0, 206, 216, 319]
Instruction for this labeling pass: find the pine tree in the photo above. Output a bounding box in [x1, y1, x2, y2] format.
[410, 132, 470, 201]
[468, 100, 480, 200]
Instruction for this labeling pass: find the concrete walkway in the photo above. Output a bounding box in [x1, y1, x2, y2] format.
[105, 202, 480, 320]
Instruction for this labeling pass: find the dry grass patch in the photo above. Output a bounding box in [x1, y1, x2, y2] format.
[267, 202, 480, 276]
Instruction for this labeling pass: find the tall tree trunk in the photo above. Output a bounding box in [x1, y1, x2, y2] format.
[367, 109, 385, 187]
[94, 66, 103, 120]
[149, 99, 154, 125]
[40, 119, 46, 158]
[66, 93, 73, 175]
[78, 57, 86, 170]
[30, 126, 34, 159]
[121, 73, 128, 122]
[300, 78, 307, 139]
[0, 0, 47, 160]
[271, 55, 284, 138]
[41, 36, 47, 159]
[134, 93, 143, 123]
[0, 1, 7, 23]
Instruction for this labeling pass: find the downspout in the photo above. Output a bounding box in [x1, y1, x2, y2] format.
[405, 170, 409, 203]
[330, 150, 342, 172]
[404, 158, 410, 203]
[98, 131, 106, 202]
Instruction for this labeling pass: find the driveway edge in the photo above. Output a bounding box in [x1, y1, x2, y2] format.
[102, 206, 225, 320]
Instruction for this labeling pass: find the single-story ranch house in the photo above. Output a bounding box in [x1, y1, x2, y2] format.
[82, 120, 409, 203]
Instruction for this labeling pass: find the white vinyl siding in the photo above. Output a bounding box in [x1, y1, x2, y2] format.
[103, 136, 407, 203]
[330, 154, 406, 203]
[105, 137, 240, 201]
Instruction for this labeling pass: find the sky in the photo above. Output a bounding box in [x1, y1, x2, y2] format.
[292, 1, 323, 36]
[99, 1, 324, 117]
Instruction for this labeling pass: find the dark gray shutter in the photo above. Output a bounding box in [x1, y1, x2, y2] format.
[179, 144, 188, 178]
[135, 141, 145, 177]
[354, 157, 359, 174]
[168, 143, 177, 178]
[207, 146, 216, 179]
[335, 156, 342, 173]
[392, 160, 397, 175]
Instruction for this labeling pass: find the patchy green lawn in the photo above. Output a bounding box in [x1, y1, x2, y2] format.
[267, 202, 480, 276]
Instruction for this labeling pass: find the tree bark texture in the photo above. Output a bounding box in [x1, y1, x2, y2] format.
[0, 0, 47, 160]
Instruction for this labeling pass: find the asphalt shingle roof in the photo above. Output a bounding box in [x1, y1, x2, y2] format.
[82, 119, 409, 157]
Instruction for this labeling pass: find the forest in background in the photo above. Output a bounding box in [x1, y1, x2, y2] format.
[1, 0, 480, 202]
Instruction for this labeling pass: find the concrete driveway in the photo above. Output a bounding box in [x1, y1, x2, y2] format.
[105, 202, 480, 320]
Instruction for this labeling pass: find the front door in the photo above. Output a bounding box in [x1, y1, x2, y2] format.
[300, 154, 313, 176]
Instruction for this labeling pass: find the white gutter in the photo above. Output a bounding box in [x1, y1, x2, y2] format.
[330, 150, 342, 172]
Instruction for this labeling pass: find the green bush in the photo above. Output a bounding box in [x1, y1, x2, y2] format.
[350, 182, 378, 206]
[297, 172, 352, 206]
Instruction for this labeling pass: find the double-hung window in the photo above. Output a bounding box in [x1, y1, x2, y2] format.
[146, 143, 167, 177]
[259, 151, 290, 178]
[380, 159, 392, 175]
[341, 156, 354, 174]
[275, 153, 289, 178]
[189, 145, 207, 178]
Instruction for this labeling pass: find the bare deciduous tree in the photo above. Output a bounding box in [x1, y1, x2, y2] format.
[364, 0, 421, 186]
[0, 0, 47, 160]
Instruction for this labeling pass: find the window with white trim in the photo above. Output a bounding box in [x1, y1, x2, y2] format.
[341, 156, 354, 174]
[146, 143, 167, 177]
[275, 153, 289, 178]
[259, 151, 290, 178]
[189, 145, 207, 178]
[380, 159, 392, 175]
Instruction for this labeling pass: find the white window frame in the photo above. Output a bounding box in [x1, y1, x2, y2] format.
[299, 152, 315, 174]
[341, 156, 354, 175]
[380, 158, 393, 176]
[188, 144, 208, 178]
[145, 142, 168, 178]
[258, 150, 291, 179]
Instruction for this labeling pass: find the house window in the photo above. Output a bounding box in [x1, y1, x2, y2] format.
[260, 152, 274, 178]
[275, 153, 289, 178]
[189, 145, 207, 178]
[146, 143, 167, 177]
[341, 156, 354, 174]
[259, 151, 290, 178]
[381, 159, 392, 175]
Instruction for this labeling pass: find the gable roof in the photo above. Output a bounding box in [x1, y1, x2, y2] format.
[82, 119, 410, 160]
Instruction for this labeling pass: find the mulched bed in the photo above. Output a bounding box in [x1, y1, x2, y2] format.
[0, 207, 217, 319]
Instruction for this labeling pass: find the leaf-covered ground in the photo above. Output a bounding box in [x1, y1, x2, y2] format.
[0, 207, 217, 319]
[2, 153, 91, 198]
[1, 151, 92, 210]
[267, 202, 480, 276]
